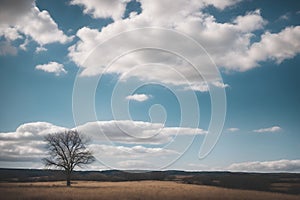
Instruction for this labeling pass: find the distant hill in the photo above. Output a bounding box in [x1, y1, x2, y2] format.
[0, 168, 299, 195]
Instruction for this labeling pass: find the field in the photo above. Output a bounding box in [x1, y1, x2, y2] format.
[1, 181, 299, 200]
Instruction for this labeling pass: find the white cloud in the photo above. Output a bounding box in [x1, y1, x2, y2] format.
[227, 127, 239, 132]
[187, 82, 210, 92]
[69, 0, 297, 90]
[70, 0, 130, 21]
[212, 81, 230, 89]
[0, 0, 72, 53]
[35, 62, 67, 76]
[35, 46, 47, 53]
[248, 26, 300, 65]
[0, 122, 67, 141]
[126, 94, 151, 102]
[16, 6, 73, 45]
[0, 140, 45, 162]
[223, 26, 300, 71]
[228, 159, 300, 172]
[0, 122, 67, 162]
[253, 126, 282, 133]
[19, 38, 29, 51]
[89, 144, 177, 159]
[234, 9, 267, 32]
[70, 0, 242, 23]
[185, 81, 229, 92]
[0, 120, 205, 163]
[0, 25, 22, 41]
[68, 0, 300, 87]
[1, 122, 298, 172]
[76, 120, 207, 144]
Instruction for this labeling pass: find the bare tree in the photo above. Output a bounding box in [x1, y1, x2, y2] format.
[43, 130, 95, 186]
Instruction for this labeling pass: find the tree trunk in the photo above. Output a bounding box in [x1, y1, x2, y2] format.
[66, 171, 71, 187]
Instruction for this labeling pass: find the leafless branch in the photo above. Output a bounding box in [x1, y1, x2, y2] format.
[43, 130, 95, 186]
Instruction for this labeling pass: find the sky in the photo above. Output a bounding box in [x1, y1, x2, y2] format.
[0, 0, 300, 172]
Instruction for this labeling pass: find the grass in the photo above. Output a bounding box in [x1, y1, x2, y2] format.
[1, 181, 299, 200]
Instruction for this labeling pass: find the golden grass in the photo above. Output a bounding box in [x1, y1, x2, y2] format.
[1, 181, 299, 200]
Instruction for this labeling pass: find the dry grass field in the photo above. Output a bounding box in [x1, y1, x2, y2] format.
[0, 181, 299, 200]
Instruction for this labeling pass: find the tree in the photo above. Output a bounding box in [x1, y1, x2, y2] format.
[43, 130, 95, 186]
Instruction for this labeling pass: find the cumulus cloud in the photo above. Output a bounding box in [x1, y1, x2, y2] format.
[70, 0, 130, 21]
[0, 120, 205, 163]
[0, 140, 45, 162]
[67, 0, 300, 91]
[16, 6, 72, 45]
[233, 9, 267, 32]
[247, 26, 300, 65]
[35, 62, 67, 76]
[0, 122, 66, 162]
[0, 0, 72, 54]
[0, 122, 67, 141]
[228, 159, 300, 172]
[0, 26, 22, 41]
[222, 26, 300, 71]
[253, 126, 282, 133]
[126, 94, 151, 102]
[68, 0, 300, 89]
[1, 122, 298, 172]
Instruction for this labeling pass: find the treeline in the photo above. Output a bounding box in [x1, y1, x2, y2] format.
[0, 169, 173, 182]
[1, 168, 299, 195]
[182, 172, 300, 195]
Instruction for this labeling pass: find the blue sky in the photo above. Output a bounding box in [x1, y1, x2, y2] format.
[0, 0, 300, 172]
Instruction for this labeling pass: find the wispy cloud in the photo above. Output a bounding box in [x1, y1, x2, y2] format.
[117, 160, 155, 169]
[0, 41, 17, 56]
[278, 13, 290, 21]
[76, 120, 207, 144]
[35, 46, 47, 53]
[185, 81, 229, 92]
[228, 159, 300, 172]
[89, 144, 177, 159]
[227, 127, 240, 132]
[253, 126, 282, 133]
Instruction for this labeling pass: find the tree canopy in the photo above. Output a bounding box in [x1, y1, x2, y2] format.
[43, 130, 95, 186]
